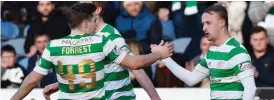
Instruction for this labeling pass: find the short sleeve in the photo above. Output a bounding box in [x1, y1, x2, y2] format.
[102, 36, 127, 64]
[33, 42, 53, 75]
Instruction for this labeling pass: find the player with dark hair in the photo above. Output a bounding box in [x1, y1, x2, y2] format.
[11, 3, 172, 100]
[43, 1, 161, 100]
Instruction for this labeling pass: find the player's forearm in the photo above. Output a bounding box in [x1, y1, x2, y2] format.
[241, 76, 257, 100]
[11, 72, 40, 100]
[122, 53, 161, 70]
[162, 57, 207, 86]
[134, 53, 161, 69]
[131, 69, 160, 100]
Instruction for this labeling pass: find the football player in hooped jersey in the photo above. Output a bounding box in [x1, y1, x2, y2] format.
[11, 3, 172, 100]
[43, 1, 161, 100]
[151, 5, 256, 100]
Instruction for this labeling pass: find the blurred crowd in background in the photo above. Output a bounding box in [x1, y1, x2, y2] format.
[1, 1, 274, 89]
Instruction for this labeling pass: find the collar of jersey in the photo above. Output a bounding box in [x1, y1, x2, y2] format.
[215, 37, 233, 48]
[69, 33, 88, 36]
[97, 23, 107, 33]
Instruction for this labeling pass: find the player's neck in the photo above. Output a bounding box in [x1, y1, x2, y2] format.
[70, 29, 86, 35]
[95, 18, 106, 32]
[214, 30, 231, 47]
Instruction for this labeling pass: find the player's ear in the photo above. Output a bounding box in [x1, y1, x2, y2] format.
[95, 7, 102, 15]
[220, 19, 226, 28]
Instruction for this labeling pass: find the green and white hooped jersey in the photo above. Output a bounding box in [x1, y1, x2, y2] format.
[33, 34, 127, 100]
[97, 24, 136, 100]
[194, 37, 254, 100]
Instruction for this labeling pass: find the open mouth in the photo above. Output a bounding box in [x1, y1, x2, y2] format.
[205, 32, 209, 36]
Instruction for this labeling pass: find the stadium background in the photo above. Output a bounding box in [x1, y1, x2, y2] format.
[1, 1, 274, 100]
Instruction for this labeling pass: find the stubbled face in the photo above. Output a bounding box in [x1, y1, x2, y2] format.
[200, 37, 212, 54]
[202, 12, 224, 42]
[37, 1, 55, 17]
[250, 31, 269, 52]
[124, 1, 142, 17]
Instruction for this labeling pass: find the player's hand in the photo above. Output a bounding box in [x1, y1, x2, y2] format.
[252, 65, 259, 78]
[43, 83, 59, 100]
[150, 40, 174, 59]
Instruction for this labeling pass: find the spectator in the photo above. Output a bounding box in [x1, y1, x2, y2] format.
[250, 26, 274, 87]
[1, 45, 26, 88]
[26, 33, 57, 88]
[185, 36, 212, 88]
[1, 1, 38, 24]
[116, 1, 162, 54]
[157, 7, 176, 40]
[24, 1, 70, 54]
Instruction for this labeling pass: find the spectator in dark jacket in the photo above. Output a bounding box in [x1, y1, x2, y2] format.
[24, 1, 70, 54]
[26, 33, 57, 88]
[116, 1, 162, 53]
[250, 26, 274, 87]
[157, 7, 176, 40]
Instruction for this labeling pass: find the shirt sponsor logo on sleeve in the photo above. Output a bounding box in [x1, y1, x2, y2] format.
[239, 63, 251, 71]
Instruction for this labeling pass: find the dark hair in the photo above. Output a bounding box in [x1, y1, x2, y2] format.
[34, 33, 50, 41]
[204, 4, 228, 28]
[251, 26, 268, 37]
[66, 3, 97, 28]
[1, 45, 16, 56]
[92, 1, 107, 16]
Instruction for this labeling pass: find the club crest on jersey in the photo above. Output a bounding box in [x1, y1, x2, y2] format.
[239, 63, 251, 71]
[217, 61, 224, 68]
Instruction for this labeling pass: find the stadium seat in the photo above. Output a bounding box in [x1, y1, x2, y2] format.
[23, 25, 30, 37]
[1, 21, 20, 39]
[172, 38, 192, 54]
[2, 37, 26, 56]
[18, 57, 29, 70]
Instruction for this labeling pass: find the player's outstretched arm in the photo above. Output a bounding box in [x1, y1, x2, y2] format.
[120, 41, 173, 70]
[161, 57, 208, 86]
[131, 69, 161, 100]
[11, 71, 45, 100]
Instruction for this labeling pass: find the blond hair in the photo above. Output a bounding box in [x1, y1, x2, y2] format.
[126, 40, 143, 56]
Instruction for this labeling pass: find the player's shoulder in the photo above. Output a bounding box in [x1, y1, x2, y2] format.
[228, 46, 249, 61]
[99, 24, 121, 36]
